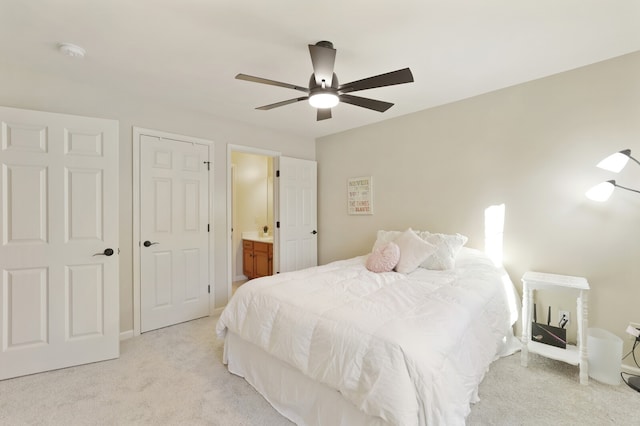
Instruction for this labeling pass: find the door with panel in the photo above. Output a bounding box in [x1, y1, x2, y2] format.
[139, 135, 210, 333]
[0, 106, 119, 380]
[278, 156, 317, 273]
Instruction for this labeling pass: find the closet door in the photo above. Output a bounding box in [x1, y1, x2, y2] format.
[139, 135, 210, 333]
[0, 106, 119, 380]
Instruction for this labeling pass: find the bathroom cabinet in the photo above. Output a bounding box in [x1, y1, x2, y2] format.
[243, 239, 273, 279]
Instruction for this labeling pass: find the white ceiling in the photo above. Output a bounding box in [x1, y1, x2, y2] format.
[2, 0, 640, 140]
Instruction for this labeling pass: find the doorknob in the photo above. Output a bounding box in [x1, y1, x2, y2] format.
[94, 248, 115, 256]
[143, 241, 159, 247]
[311, 230, 317, 235]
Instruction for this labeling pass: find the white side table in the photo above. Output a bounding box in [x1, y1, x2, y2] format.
[520, 271, 590, 385]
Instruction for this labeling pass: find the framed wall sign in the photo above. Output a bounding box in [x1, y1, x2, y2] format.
[347, 176, 373, 215]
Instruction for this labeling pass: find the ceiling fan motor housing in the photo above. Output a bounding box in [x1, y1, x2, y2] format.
[315, 40, 334, 49]
[308, 73, 339, 92]
[308, 73, 339, 109]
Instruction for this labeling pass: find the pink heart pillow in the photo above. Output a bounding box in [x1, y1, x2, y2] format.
[366, 241, 401, 273]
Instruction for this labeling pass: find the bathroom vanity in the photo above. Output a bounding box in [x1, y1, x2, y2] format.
[242, 237, 273, 279]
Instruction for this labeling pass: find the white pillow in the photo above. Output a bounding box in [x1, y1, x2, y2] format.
[372, 230, 403, 251]
[393, 228, 437, 274]
[417, 231, 468, 270]
[372, 228, 469, 271]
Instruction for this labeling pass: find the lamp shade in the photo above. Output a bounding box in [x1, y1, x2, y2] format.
[596, 150, 631, 173]
[585, 180, 616, 202]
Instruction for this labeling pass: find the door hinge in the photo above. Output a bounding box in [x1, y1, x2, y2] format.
[207, 224, 210, 232]
[276, 221, 280, 228]
[208, 285, 211, 294]
[203, 161, 210, 170]
[276, 170, 280, 177]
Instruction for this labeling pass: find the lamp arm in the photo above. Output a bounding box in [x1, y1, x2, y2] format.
[613, 182, 640, 195]
[618, 149, 640, 167]
[628, 153, 640, 168]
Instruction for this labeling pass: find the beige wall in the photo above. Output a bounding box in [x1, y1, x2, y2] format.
[0, 64, 315, 333]
[3, 48, 639, 366]
[317, 52, 640, 365]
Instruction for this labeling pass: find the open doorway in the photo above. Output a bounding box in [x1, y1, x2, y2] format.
[226, 146, 318, 301]
[228, 146, 279, 297]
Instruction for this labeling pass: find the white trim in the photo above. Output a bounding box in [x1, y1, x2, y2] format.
[133, 127, 215, 336]
[133, 128, 141, 336]
[120, 330, 134, 341]
[226, 144, 280, 303]
[213, 306, 225, 317]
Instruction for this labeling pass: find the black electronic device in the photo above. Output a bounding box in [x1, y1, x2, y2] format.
[531, 304, 567, 349]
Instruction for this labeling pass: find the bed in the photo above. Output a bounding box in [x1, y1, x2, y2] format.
[216, 229, 520, 425]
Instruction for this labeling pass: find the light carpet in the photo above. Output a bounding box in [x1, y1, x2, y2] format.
[1, 315, 638, 425]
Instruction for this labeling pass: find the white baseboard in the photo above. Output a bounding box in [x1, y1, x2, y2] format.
[120, 330, 134, 341]
[119, 312, 225, 341]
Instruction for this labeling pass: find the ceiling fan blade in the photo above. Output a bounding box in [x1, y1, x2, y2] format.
[317, 108, 332, 121]
[339, 94, 394, 112]
[308, 42, 336, 87]
[338, 68, 414, 94]
[236, 73, 309, 93]
[256, 97, 309, 110]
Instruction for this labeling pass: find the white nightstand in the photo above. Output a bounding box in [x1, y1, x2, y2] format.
[520, 271, 590, 384]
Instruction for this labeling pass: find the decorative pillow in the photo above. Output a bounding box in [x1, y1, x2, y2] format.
[393, 228, 437, 274]
[417, 231, 468, 270]
[366, 241, 401, 273]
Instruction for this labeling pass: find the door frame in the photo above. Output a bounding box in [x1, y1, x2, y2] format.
[132, 127, 215, 336]
[226, 144, 280, 300]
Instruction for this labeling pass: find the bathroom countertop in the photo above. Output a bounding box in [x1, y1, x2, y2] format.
[242, 232, 273, 243]
[243, 236, 273, 243]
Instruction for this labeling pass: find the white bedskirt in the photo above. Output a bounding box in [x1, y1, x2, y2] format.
[224, 331, 390, 426]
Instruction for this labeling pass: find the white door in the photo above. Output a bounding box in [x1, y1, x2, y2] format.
[139, 135, 210, 333]
[0, 106, 119, 380]
[278, 156, 317, 273]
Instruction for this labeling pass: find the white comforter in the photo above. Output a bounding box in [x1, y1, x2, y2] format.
[216, 248, 518, 425]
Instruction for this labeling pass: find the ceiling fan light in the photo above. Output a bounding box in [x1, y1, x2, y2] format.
[309, 93, 339, 109]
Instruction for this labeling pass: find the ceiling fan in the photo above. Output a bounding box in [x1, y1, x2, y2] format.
[236, 41, 414, 121]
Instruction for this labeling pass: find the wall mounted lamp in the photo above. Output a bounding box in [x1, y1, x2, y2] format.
[586, 149, 640, 202]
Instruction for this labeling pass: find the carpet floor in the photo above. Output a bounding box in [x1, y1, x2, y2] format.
[1, 315, 638, 425]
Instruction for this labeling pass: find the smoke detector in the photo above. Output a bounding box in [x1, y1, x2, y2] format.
[58, 43, 86, 58]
